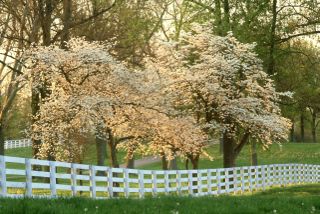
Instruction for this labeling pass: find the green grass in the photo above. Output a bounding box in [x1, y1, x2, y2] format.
[5, 142, 320, 170]
[4, 143, 130, 167]
[140, 143, 320, 170]
[1, 184, 320, 214]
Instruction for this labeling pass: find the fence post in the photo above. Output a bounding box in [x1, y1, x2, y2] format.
[152, 171, 157, 197]
[294, 164, 298, 184]
[188, 170, 193, 195]
[107, 168, 113, 198]
[207, 169, 212, 195]
[165, 171, 169, 195]
[138, 171, 144, 198]
[197, 170, 202, 195]
[240, 167, 245, 194]
[25, 158, 32, 197]
[217, 169, 221, 195]
[89, 165, 96, 199]
[71, 163, 77, 196]
[302, 164, 305, 183]
[233, 168, 238, 194]
[288, 164, 292, 185]
[0, 156, 7, 196]
[176, 170, 182, 196]
[260, 165, 265, 191]
[124, 168, 129, 198]
[249, 167, 253, 192]
[49, 161, 57, 197]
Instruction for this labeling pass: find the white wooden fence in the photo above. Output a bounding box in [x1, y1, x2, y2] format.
[4, 139, 32, 150]
[0, 155, 319, 199]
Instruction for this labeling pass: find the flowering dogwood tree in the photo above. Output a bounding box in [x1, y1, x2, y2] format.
[27, 38, 210, 167]
[148, 24, 292, 168]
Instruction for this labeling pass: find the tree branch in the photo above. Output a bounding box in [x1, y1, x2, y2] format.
[186, 0, 215, 13]
[277, 31, 320, 43]
[51, 1, 117, 43]
[234, 131, 250, 157]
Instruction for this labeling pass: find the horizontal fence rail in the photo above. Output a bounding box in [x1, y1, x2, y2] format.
[0, 155, 319, 199]
[4, 139, 32, 150]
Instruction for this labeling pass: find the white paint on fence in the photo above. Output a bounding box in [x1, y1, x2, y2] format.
[4, 139, 31, 150]
[0, 155, 318, 199]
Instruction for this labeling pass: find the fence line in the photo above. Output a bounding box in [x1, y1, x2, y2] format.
[0, 155, 319, 199]
[4, 139, 32, 150]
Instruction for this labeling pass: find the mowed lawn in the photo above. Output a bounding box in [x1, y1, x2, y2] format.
[4, 143, 130, 166]
[4, 142, 320, 170]
[0, 184, 320, 214]
[140, 143, 320, 170]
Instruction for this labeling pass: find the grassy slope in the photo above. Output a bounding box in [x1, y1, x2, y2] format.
[140, 143, 320, 170]
[1, 184, 320, 214]
[4, 143, 129, 166]
[5, 142, 320, 169]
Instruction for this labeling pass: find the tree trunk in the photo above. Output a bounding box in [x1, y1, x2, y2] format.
[190, 155, 199, 169]
[311, 111, 317, 143]
[107, 129, 119, 168]
[214, 0, 223, 35]
[161, 155, 168, 170]
[168, 157, 178, 170]
[125, 154, 135, 169]
[223, 0, 230, 30]
[0, 124, 5, 155]
[95, 136, 107, 167]
[31, 86, 42, 172]
[300, 112, 305, 142]
[219, 130, 224, 154]
[290, 121, 295, 142]
[267, 0, 277, 75]
[61, 0, 72, 48]
[32, 0, 54, 160]
[251, 140, 258, 166]
[223, 130, 236, 168]
[185, 159, 189, 170]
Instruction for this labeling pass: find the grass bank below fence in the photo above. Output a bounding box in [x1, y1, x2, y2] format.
[1, 184, 320, 214]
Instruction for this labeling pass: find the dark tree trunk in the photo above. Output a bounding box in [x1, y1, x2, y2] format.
[125, 154, 135, 169]
[161, 155, 168, 170]
[219, 130, 224, 154]
[223, 129, 250, 168]
[311, 111, 317, 143]
[107, 129, 119, 168]
[185, 159, 189, 170]
[214, 0, 223, 35]
[32, 0, 54, 160]
[267, 0, 277, 75]
[190, 155, 199, 169]
[251, 140, 258, 166]
[300, 112, 305, 142]
[95, 136, 107, 167]
[61, 0, 72, 48]
[168, 157, 178, 170]
[0, 124, 5, 155]
[39, 0, 53, 46]
[31, 85, 41, 159]
[223, 130, 236, 168]
[290, 121, 295, 142]
[223, 0, 230, 30]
